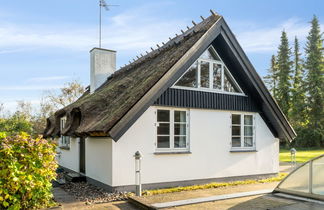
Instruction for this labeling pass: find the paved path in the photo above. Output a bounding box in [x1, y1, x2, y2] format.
[52, 165, 296, 209]
[279, 162, 301, 173]
[151, 189, 273, 209]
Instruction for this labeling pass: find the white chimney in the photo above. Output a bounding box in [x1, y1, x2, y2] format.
[90, 48, 116, 93]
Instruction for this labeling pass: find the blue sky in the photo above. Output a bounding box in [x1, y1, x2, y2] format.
[0, 0, 323, 112]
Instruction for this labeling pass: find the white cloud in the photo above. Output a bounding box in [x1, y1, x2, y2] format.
[234, 18, 323, 53]
[0, 2, 187, 55]
[0, 85, 62, 91]
[27, 76, 70, 82]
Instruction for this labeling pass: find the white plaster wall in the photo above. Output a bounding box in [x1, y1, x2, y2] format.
[112, 106, 279, 186]
[57, 137, 80, 172]
[85, 137, 113, 186]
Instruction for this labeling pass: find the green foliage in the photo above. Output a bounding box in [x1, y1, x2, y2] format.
[265, 16, 323, 147]
[263, 55, 279, 98]
[304, 16, 324, 147]
[142, 173, 287, 196]
[276, 30, 293, 116]
[0, 114, 33, 137]
[0, 134, 58, 209]
[290, 37, 307, 128]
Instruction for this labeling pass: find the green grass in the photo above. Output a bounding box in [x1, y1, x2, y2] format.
[280, 148, 324, 163]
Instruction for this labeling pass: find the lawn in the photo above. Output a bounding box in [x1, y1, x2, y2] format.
[280, 149, 324, 163]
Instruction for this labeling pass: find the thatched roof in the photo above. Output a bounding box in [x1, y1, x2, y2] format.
[43, 13, 222, 138]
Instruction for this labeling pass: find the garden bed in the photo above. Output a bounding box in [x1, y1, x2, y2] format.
[61, 182, 132, 204]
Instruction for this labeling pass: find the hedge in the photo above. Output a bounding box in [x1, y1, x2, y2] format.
[0, 133, 58, 209]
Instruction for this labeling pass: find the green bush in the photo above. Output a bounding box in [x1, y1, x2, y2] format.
[0, 134, 58, 209]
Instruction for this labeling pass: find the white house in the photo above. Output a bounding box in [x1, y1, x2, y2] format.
[44, 11, 296, 192]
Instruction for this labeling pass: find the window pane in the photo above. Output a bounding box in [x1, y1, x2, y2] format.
[232, 126, 241, 136]
[232, 137, 241, 147]
[244, 126, 253, 136]
[174, 136, 187, 148]
[157, 136, 170, 148]
[224, 67, 240, 93]
[244, 137, 253, 147]
[213, 64, 222, 89]
[244, 115, 253, 125]
[200, 47, 221, 61]
[175, 62, 198, 88]
[312, 156, 324, 195]
[157, 123, 170, 135]
[232, 114, 241, 124]
[175, 124, 186, 135]
[157, 110, 169, 122]
[278, 162, 310, 193]
[174, 111, 186, 122]
[200, 61, 210, 88]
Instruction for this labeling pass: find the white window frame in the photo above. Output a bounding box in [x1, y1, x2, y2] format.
[155, 107, 190, 152]
[230, 113, 256, 151]
[172, 46, 245, 96]
[60, 117, 70, 148]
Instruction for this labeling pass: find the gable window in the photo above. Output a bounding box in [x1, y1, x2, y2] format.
[174, 46, 243, 95]
[60, 117, 70, 149]
[231, 114, 255, 150]
[156, 108, 189, 152]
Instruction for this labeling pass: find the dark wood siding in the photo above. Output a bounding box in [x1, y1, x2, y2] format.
[154, 88, 259, 112]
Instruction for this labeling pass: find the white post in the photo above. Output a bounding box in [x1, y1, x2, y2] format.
[134, 151, 143, 196]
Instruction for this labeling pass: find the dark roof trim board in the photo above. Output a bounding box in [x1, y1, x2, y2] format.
[109, 16, 223, 140]
[218, 21, 296, 141]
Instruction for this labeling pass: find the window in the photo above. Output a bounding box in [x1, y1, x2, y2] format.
[231, 114, 255, 150]
[174, 46, 243, 94]
[175, 62, 198, 88]
[60, 117, 70, 149]
[156, 109, 189, 152]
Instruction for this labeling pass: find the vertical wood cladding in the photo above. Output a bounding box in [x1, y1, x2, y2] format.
[154, 88, 259, 112]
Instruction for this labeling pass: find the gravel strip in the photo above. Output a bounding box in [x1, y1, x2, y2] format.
[61, 182, 132, 205]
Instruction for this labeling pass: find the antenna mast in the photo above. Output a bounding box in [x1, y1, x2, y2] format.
[98, 0, 118, 48]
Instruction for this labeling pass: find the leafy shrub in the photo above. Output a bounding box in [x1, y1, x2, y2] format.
[0, 134, 58, 209]
[0, 116, 33, 137]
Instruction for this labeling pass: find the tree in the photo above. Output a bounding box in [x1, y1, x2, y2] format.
[32, 80, 84, 134]
[263, 55, 278, 98]
[290, 37, 307, 127]
[43, 80, 84, 110]
[304, 15, 324, 146]
[276, 30, 293, 117]
[15, 100, 33, 121]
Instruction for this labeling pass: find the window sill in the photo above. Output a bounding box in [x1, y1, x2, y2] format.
[154, 151, 191, 155]
[59, 146, 70, 150]
[230, 149, 257, 153]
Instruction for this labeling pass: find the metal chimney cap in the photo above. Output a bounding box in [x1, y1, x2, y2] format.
[90, 47, 116, 53]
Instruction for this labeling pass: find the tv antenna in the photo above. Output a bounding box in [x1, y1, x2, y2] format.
[99, 0, 119, 48]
